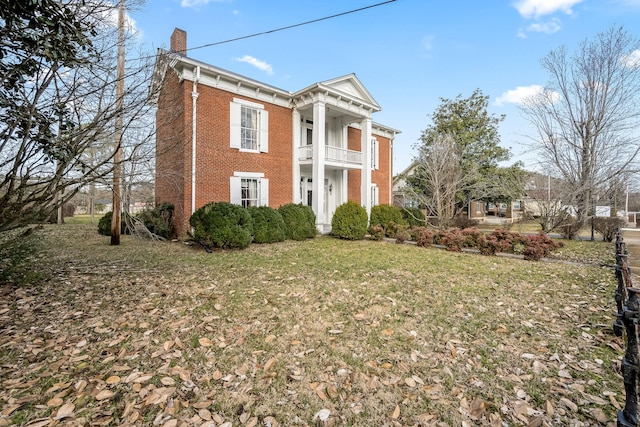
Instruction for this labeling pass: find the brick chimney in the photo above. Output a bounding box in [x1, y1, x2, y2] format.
[170, 28, 187, 55]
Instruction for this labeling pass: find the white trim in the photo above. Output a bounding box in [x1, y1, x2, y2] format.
[233, 171, 265, 178]
[191, 66, 200, 218]
[233, 97, 264, 110]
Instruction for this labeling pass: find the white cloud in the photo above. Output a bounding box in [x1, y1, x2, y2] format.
[514, 0, 584, 18]
[181, 0, 226, 8]
[100, 4, 140, 36]
[526, 18, 561, 34]
[495, 85, 545, 106]
[622, 49, 640, 68]
[234, 55, 274, 75]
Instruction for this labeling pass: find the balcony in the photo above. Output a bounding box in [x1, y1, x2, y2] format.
[298, 145, 363, 168]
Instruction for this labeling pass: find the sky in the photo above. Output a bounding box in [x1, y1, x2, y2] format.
[128, 0, 640, 175]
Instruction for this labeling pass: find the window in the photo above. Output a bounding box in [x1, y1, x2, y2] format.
[241, 178, 259, 208]
[371, 184, 379, 206]
[371, 138, 379, 170]
[241, 106, 258, 150]
[230, 98, 269, 152]
[230, 172, 269, 207]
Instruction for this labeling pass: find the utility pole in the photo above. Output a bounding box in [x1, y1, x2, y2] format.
[111, 0, 125, 245]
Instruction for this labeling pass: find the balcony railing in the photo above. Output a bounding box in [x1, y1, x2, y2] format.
[298, 145, 362, 166]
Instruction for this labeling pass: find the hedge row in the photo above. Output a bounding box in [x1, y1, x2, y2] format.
[189, 202, 316, 250]
[408, 227, 563, 261]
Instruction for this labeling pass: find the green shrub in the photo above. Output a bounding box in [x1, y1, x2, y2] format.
[278, 203, 317, 240]
[331, 201, 368, 240]
[370, 204, 406, 237]
[97, 211, 127, 236]
[189, 202, 254, 249]
[401, 207, 426, 227]
[137, 203, 174, 239]
[593, 216, 627, 242]
[248, 206, 286, 244]
[367, 224, 385, 241]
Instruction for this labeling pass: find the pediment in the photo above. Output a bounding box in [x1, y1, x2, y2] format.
[319, 74, 379, 108]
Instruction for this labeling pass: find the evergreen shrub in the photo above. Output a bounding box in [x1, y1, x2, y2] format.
[278, 203, 317, 240]
[331, 201, 368, 240]
[401, 207, 426, 227]
[248, 206, 286, 244]
[137, 203, 174, 239]
[97, 211, 127, 236]
[189, 202, 254, 249]
[369, 204, 406, 237]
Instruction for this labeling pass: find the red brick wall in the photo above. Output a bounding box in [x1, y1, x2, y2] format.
[346, 127, 393, 206]
[347, 127, 362, 204]
[372, 134, 392, 204]
[193, 86, 293, 211]
[157, 79, 294, 237]
[155, 71, 188, 236]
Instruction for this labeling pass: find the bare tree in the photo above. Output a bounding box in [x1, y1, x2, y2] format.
[522, 25, 640, 225]
[404, 134, 471, 228]
[523, 172, 574, 233]
[0, 0, 156, 232]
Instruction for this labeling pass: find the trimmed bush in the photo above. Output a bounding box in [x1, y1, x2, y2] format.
[97, 211, 127, 236]
[331, 201, 368, 240]
[395, 229, 410, 244]
[367, 224, 385, 241]
[370, 204, 406, 237]
[523, 232, 564, 261]
[461, 227, 483, 248]
[414, 227, 434, 247]
[189, 202, 254, 249]
[248, 206, 286, 244]
[477, 234, 511, 256]
[278, 203, 317, 240]
[401, 207, 426, 227]
[434, 229, 466, 252]
[137, 203, 174, 239]
[593, 216, 627, 242]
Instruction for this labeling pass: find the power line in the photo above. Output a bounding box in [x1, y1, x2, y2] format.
[184, 0, 397, 53]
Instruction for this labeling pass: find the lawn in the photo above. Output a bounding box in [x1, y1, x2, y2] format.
[0, 225, 623, 426]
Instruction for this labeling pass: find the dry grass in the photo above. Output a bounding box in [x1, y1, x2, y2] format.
[0, 224, 623, 426]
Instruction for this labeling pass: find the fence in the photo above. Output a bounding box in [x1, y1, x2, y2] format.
[614, 229, 639, 426]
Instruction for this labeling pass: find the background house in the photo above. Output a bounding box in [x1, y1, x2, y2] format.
[152, 29, 399, 237]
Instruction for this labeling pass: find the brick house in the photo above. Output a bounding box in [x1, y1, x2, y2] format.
[151, 28, 400, 237]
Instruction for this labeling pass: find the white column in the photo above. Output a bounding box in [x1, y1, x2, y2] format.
[360, 117, 372, 215]
[312, 100, 326, 228]
[292, 108, 301, 204]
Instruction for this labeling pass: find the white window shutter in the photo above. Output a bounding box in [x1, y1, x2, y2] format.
[374, 139, 379, 170]
[259, 109, 269, 153]
[230, 176, 242, 205]
[371, 138, 379, 170]
[260, 178, 269, 206]
[229, 102, 241, 149]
